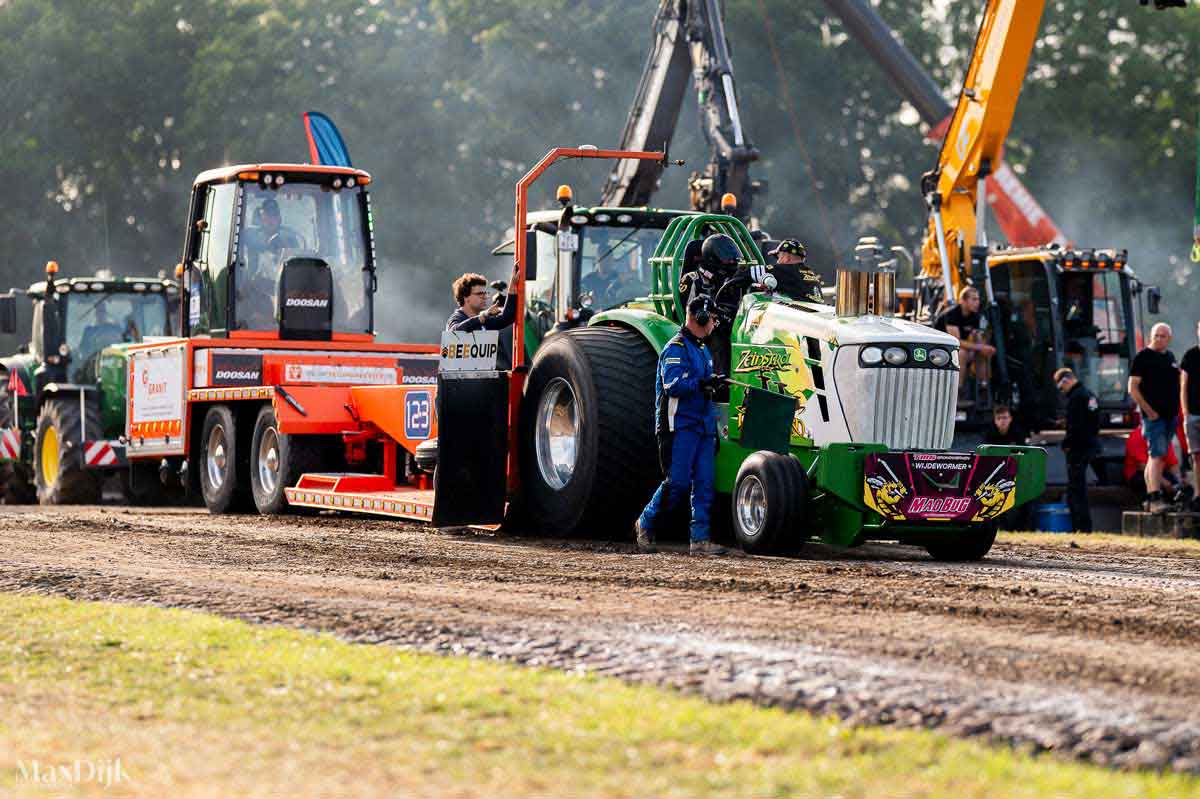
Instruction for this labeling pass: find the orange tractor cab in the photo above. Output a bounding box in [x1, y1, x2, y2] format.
[125, 163, 441, 514]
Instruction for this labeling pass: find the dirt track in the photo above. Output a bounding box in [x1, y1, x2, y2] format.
[2, 505, 1199, 772]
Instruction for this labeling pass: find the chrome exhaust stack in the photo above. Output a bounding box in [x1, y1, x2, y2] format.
[835, 269, 870, 317]
[836, 237, 898, 317]
[872, 270, 896, 317]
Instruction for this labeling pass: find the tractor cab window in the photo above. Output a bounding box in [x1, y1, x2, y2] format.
[990, 259, 1057, 426]
[524, 230, 557, 336]
[235, 182, 370, 334]
[190, 182, 237, 335]
[63, 291, 171, 383]
[576, 225, 660, 310]
[1060, 270, 1130, 405]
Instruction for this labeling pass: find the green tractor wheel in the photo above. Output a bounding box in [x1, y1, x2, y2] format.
[731, 451, 808, 554]
[520, 326, 660, 536]
[924, 523, 999, 562]
[34, 397, 102, 505]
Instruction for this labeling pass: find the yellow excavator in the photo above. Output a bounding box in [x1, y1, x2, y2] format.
[915, 0, 1166, 471]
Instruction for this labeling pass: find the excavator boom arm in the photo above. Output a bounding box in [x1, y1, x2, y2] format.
[822, 0, 1065, 256]
[932, 1, 1044, 201]
[919, 0, 1046, 290]
[602, 0, 760, 218]
[601, 1, 692, 208]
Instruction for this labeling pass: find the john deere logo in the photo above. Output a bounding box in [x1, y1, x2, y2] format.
[914, 347, 927, 363]
[734, 349, 790, 373]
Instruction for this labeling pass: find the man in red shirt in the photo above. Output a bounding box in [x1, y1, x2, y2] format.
[1124, 421, 1182, 499]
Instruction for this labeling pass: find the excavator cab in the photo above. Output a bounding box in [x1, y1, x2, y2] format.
[987, 248, 1137, 432]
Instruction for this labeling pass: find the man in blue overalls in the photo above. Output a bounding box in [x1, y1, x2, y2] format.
[635, 295, 729, 556]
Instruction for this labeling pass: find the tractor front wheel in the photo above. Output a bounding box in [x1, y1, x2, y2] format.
[731, 451, 807, 554]
[34, 397, 102, 505]
[924, 523, 998, 562]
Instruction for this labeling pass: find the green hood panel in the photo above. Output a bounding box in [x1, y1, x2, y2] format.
[589, 308, 679, 354]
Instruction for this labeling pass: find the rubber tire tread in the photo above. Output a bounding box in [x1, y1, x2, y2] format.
[925, 523, 998, 561]
[732, 451, 799, 554]
[249, 405, 331, 515]
[199, 404, 253, 514]
[776, 455, 809, 555]
[521, 326, 658, 536]
[35, 396, 102, 505]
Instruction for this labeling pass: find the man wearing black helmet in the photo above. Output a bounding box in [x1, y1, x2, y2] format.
[768, 239, 824, 304]
[678, 233, 770, 375]
[634, 294, 730, 556]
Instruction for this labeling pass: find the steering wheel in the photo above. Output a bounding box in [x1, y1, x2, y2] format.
[266, 230, 307, 252]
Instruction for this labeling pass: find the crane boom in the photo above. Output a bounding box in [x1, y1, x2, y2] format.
[820, 0, 1065, 252]
[920, 0, 1045, 291]
[601, 0, 760, 218]
[602, 1, 692, 209]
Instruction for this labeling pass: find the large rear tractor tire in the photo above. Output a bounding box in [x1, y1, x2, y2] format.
[924, 523, 998, 562]
[34, 396, 102, 505]
[731, 451, 808, 554]
[520, 326, 659, 537]
[249, 405, 332, 514]
[199, 404, 254, 514]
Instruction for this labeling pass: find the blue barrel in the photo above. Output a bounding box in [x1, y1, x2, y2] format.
[1034, 502, 1072, 533]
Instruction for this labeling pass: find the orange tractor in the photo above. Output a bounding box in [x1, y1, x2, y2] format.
[125, 162, 440, 514]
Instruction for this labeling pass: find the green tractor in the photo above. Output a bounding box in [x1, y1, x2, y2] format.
[518, 214, 1046, 559]
[0, 262, 179, 504]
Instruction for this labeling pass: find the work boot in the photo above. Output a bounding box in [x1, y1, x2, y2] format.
[634, 519, 657, 554]
[689, 539, 730, 556]
[1147, 492, 1171, 514]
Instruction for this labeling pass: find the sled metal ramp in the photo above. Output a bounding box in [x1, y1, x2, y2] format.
[286, 473, 434, 521]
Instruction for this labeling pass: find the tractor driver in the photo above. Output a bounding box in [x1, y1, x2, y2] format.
[679, 233, 771, 375]
[239, 197, 304, 330]
[254, 198, 302, 255]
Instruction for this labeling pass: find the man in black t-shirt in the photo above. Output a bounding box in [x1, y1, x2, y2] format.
[766, 239, 824, 304]
[934, 286, 995, 402]
[984, 404, 1033, 530]
[1129, 322, 1180, 512]
[1180, 321, 1200, 511]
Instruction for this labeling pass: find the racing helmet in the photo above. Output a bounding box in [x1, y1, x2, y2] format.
[700, 233, 741, 277]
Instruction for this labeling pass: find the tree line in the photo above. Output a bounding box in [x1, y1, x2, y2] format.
[0, 0, 1194, 343]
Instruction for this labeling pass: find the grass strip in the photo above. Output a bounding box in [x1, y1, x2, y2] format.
[0, 592, 1196, 799]
[1001, 530, 1200, 555]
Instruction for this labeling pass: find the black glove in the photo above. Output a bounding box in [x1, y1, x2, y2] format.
[700, 373, 726, 399]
